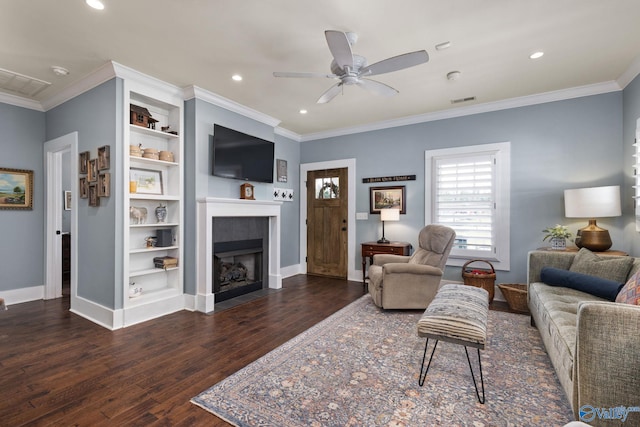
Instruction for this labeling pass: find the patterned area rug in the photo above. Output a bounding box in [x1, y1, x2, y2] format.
[192, 295, 573, 426]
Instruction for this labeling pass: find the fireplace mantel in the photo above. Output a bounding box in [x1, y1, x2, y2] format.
[196, 198, 282, 313]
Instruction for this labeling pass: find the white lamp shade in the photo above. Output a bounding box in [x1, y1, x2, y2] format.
[380, 208, 400, 222]
[564, 185, 621, 218]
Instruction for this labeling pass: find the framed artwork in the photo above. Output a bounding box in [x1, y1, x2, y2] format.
[129, 168, 163, 195]
[98, 173, 110, 197]
[88, 184, 100, 207]
[370, 185, 406, 214]
[277, 159, 287, 183]
[97, 145, 110, 170]
[88, 159, 98, 182]
[79, 151, 90, 174]
[0, 167, 33, 210]
[79, 177, 89, 199]
[64, 190, 71, 210]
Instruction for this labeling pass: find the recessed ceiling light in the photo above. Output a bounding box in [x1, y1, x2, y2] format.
[299, 109, 308, 114]
[435, 41, 451, 51]
[51, 66, 69, 76]
[529, 51, 544, 59]
[85, 0, 105, 10]
[446, 71, 461, 81]
[232, 74, 243, 81]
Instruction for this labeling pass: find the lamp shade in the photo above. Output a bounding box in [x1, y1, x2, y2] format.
[380, 208, 400, 222]
[564, 185, 621, 218]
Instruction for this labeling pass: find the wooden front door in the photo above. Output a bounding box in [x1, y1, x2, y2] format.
[306, 168, 348, 278]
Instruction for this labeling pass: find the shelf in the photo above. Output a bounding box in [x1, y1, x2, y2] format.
[129, 266, 179, 277]
[130, 245, 179, 254]
[127, 287, 181, 304]
[130, 223, 178, 228]
[129, 194, 180, 201]
[130, 156, 178, 167]
[130, 124, 179, 139]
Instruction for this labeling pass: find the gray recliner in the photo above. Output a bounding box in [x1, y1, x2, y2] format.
[368, 224, 456, 309]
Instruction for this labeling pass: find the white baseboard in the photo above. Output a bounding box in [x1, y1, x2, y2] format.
[280, 264, 303, 278]
[0, 285, 44, 306]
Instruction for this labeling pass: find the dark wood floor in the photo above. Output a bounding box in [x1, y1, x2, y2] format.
[0, 276, 516, 426]
[0, 275, 365, 426]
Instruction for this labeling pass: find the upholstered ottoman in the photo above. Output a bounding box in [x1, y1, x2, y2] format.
[417, 283, 489, 403]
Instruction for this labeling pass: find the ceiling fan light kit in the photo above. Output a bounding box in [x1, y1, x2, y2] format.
[274, 30, 429, 104]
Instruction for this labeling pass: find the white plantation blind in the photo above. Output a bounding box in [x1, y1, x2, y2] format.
[434, 154, 495, 254]
[425, 142, 510, 270]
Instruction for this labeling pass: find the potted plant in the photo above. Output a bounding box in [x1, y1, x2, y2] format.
[542, 224, 572, 250]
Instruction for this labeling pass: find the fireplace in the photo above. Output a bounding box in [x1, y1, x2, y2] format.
[214, 238, 263, 302]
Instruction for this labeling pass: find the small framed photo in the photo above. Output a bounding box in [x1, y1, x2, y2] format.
[129, 168, 163, 195]
[88, 159, 98, 182]
[97, 145, 110, 170]
[79, 151, 90, 174]
[370, 185, 406, 214]
[88, 184, 100, 207]
[0, 167, 33, 210]
[64, 190, 71, 210]
[277, 159, 287, 183]
[79, 177, 88, 199]
[98, 173, 110, 197]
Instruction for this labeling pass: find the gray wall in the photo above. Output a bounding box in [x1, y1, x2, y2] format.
[301, 92, 625, 284]
[46, 78, 121, 308]
[624, 73, 640, 255]
[0, 103, 46, 292]
[183, 98, 300, 295]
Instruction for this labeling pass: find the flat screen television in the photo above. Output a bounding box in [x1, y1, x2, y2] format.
[211, 124, 274, 183]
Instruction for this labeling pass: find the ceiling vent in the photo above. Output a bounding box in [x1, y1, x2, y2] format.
[450, 96, 476, 104]
[0, 67, 51, 97]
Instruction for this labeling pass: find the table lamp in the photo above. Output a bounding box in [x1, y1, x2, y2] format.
[564, 185, 621, 252]
[378, 208, 400, 243]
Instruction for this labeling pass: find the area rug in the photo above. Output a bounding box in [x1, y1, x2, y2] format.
[192, 295, 573, 426]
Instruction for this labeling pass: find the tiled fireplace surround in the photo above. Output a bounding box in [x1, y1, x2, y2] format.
[196, 198, 282, 313]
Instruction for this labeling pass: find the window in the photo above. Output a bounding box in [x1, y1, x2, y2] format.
[425, 142, 510, 270]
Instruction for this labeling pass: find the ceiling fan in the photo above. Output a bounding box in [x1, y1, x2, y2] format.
[273, 30, 429, 104]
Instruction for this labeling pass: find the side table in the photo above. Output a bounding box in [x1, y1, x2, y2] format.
[361, 241, 412, 291]
[535, 247, 628, 257]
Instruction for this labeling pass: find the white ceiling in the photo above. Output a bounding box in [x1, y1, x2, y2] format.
[2, 0, 640, 138]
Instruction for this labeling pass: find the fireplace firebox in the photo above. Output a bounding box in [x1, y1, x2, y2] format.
[213, 238, 263, 302]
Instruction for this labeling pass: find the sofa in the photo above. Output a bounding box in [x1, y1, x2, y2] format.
[527, 249, 640, 425]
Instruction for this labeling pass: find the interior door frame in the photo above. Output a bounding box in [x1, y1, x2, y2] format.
[44, 132, 78, 301]
[300, 158, 357, 281]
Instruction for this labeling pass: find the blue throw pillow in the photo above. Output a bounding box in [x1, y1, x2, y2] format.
[540, 267, 625, 301]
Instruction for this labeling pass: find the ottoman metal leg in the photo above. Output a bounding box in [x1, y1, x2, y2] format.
[418, 338, 438, 386]
[464, 346, 485, 404]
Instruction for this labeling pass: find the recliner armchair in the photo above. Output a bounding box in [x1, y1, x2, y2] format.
[368, 224, 456, 309]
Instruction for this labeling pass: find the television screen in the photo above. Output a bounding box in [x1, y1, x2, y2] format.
[212, 124, 274, 183]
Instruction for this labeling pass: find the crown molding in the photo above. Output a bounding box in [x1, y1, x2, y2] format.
[184, 85, 281, 128]
[0, 91, 44, 111]
[274, 126, 301, 142]
[299, 81, 622, 142]
[113, 62, 184, 101]
[618, 54, 640, 89]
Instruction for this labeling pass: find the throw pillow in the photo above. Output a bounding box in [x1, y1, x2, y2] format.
[569, 248, 634, 283]
[540, 267, 625, 301]
[616, 270, 640, 305]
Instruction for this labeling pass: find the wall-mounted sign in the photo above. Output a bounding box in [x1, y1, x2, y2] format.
[362, 175, 416, 184]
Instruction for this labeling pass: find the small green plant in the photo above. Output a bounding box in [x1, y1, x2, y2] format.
[542, 224, 572, 241]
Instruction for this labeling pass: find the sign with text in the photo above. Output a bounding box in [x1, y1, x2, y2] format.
[362, 175, 416, 184]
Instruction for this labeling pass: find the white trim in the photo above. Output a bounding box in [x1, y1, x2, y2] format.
[70, 296, 122, 330]
[425, 142, 511, 271]
[0, 91, 44, 111]
[280, 263, 304, 278]
[618, 55, 640, 89]
[275, 126, 302, 142]
[41, 62, 118, 111]
[0, 285, 44, 305]
[299, 81, 621, 142]
[184, 85, 281, 128]
[299, 159, 358, 281]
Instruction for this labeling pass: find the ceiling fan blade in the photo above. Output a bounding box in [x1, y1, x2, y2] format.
[325, 30, 354, 71]
[356, 78, 398, 97]
[317, 82, 343, 104]
[360, 50, 429, 76]
[273, 71, 337, 78]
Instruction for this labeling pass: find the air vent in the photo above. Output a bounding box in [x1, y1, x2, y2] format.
[451, 96, 476, 104]
[0, 67, 51, 97]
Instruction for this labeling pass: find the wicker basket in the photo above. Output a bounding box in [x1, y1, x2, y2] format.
[498, 283, 529, 313]
[462, 260, 496, 302]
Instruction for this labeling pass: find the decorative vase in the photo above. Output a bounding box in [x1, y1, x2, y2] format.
[155, 204, 167, 223]
[550, 237, 566, 250]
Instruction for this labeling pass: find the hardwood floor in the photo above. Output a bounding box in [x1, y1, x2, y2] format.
[0, 275, 364, 426]
[0, 276, 520, 426]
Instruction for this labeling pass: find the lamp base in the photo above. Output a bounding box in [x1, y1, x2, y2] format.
[377, 237, 390, 244]
[575, 219, 612, 252]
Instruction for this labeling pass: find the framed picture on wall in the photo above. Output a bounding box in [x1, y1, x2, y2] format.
[97, 145, 110, 170]
[98, 173, 110, 197]
[277, 159, 287, 183]
[88, 184, 100, 207]
[64, 190, 71, 210]
[0, 167, 33, 210]
[129, 168, 163, 195]
[79, 177, 88, 199]
[369, 185, 406, 214]
[79, 151, 90, 174]
[88, 159, 98, 182]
